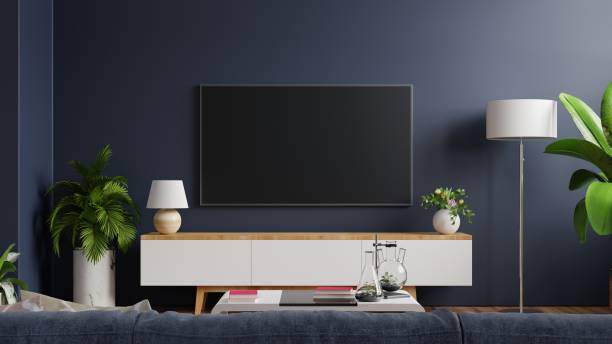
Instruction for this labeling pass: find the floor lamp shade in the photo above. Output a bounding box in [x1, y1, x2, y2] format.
[486, 99, 557, 140]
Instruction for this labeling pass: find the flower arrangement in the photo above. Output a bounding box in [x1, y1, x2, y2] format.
[420, 187, 475, 225]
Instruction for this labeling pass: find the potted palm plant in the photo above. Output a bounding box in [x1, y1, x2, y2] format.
[47, 145, 139, 306]
[544, 81, 612, 241]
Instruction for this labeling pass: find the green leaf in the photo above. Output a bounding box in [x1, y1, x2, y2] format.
[0, 261, 16, 281]
[6, 277, 28, 291]
[602, 82, 612, 146]
[102, 182, 140, 223]
[78, 221, 108, 264]
[45, 180, 84, 197]
[48, 196, 83, 256]
[68, 160, 91, 180]
[573, 198, 588, 243]
[117, 221, 136, 253]
[559, 92, 612, 155]
[569, 169, 605, 190]
[0, 244, 15, 278]
[585, 182, 612, 236]
[544, 139, 612, 180]
[91, 145, 112, 175]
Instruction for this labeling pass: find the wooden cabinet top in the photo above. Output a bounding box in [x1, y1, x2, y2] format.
[141, 232, 472, 241]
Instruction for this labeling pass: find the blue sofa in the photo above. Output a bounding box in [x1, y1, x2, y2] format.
[1, 310, 612, 343]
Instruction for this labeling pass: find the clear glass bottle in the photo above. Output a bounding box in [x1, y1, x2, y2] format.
[378, 242, 408, 292]
[356, 250, 383, 302]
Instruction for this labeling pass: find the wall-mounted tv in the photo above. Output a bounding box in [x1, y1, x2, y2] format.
[200, 85, 412, 206]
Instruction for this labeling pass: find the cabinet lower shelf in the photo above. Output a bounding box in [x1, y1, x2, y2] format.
[194, 285, 418, 315]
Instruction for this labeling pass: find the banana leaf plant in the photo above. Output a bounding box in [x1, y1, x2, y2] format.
[544, 81, 612, 242]
[47, 145, 140, 263]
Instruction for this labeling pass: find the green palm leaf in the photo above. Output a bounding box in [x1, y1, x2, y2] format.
[117, 221, 136, 253]
[68, 160, 91, 180]
[102, 182, 140, 222]
[45, 180, 84, 196]
[51, 211, 81, 256]
[559, 92, 612, 155]
[48, 195, 84, 256]
[78, 221, 108, 263]
[91, 145, 112, 175]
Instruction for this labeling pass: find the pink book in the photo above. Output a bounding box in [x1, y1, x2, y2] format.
[229, 290, 257, 295]
[315, 287, 353, 291]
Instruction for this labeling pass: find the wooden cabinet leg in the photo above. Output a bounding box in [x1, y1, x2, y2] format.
[403, 286, 417, 300]
[195, 286, 207, 315]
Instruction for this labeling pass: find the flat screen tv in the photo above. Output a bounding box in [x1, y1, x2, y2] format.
[200, 85, 412, 206]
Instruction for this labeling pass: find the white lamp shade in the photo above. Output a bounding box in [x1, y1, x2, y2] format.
[486, 99, 557, 140]
[146, 180, 189, 209]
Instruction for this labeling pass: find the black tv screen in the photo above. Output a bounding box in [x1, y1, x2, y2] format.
[200, 85, 412, 206]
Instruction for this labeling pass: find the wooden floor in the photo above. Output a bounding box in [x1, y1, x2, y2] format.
[427, 306, 611, 314]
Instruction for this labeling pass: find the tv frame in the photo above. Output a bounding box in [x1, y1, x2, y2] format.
[199, 84, 414, 207]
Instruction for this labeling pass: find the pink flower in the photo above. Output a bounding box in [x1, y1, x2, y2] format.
[447, 199, 457, 207]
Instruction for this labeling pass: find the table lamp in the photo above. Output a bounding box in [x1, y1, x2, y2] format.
[486, 99, 557, 313]
[146, 180, 189, 234]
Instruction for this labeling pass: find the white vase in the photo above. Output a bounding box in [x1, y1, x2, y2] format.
[432, 209, 460, 234]
[73, 249, 115, 307]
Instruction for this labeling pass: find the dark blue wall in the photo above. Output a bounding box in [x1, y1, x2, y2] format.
[0, 0, 18, 249]
[0, 0, 53, 293]
[0, 0, 19, 251]
[18, 0, 54, 293]
[54, 0, 612, 307]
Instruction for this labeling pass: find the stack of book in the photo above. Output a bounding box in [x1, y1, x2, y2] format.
[228, 290, 258, 302]
[313, 287, 356, 304]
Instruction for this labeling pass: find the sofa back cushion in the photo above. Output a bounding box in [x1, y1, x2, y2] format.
[0, 310, 140, 344]
[459, 312, 612, 344]
[134, 310, 462, 344]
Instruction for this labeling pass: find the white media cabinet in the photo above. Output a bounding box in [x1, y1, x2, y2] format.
[140, 232, 472, 314]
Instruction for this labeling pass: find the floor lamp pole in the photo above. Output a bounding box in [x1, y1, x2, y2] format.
[519, 139, 524, 313]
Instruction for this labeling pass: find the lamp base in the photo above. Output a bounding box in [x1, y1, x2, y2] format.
[153, 209, 182, 234]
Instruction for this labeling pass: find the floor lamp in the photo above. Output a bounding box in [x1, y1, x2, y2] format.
[486, 99, 557, 313]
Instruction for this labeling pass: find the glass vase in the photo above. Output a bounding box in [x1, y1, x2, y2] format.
[356, 250, 383, 302]
[379, 243, 407, 292]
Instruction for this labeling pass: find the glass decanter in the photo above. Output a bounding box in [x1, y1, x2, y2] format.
[378, 242, 408, 292]
[356, 250, 383, 302]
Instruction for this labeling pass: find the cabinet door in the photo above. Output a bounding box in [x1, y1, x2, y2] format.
[252, 240, 362, 286]
[363, 240, 472, 286]
[141, 240, 251, 286]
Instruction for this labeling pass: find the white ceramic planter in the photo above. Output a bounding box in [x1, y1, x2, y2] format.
[73, 249, 115, 307]
[432, 209, 460, 234]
